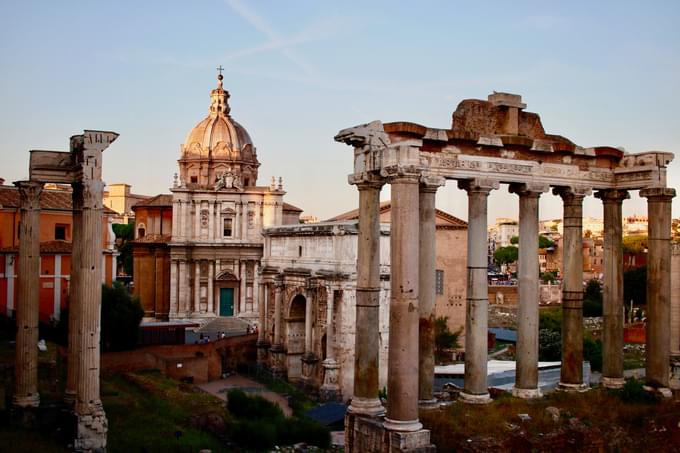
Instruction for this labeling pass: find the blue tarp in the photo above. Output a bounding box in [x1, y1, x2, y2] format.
[304, 402, 347, 426]
[489, 327, 517, 343]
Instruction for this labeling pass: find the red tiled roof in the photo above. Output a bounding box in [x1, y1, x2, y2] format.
[0, 240, 72, 254]
[0, 185, 117, 214]
[283, 202, 303, 213]
[132, 194, 173, 209]
[327, 201, 467, 228]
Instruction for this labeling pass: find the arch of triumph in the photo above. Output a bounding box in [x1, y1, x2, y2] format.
[335, 92, 675, 452]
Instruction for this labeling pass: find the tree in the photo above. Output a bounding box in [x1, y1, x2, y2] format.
[622, 234, 647, 254]
[623, 265, 646, 307]
[541, 271, 557, 284]
[539, 235, 555, 249]
[583, 279, 603, 317]
[493, 246, 518, 267]
[510, 235, 519, 245]
[112, 222, 135, 276]
[101, 282, 144, 351]
[435, 316, 461, 363]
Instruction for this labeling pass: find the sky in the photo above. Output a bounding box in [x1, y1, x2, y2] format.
[1, 0, 679, 222]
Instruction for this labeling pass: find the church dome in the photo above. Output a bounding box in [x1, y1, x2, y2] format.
[178, 72, 260, 189]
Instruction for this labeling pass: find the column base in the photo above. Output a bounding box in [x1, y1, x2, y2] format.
[389, 428, 435, 452]
[348, 396, 385, 417]
[383, 417, 423, 432]
[418, 398, 440, 410]
[459, 391, 492, 404]
[74, 404, 108, 453]
[63, 390, 76, 405]
[512, 387, 542, 399]
[669, 357, 680, 390]
[557, 382, 589, 392]
[601, 376, 625, 389]
[12, 393, 40, 408]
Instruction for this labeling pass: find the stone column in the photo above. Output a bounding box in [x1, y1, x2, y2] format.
[509, 183, 547, 399]
[385, 171, 422, 432]
[321, 286, 340, 401]
[671, 244, 680, 389]
[641, 187, 676, 389]
[595, 189, 629, 388]
[302, 282, 319, 384]
[13, 181, 42, 409]
[208, 200, 214, 241]
[74, 177, 108, 451]
[257, 281, 270, 365]
[178, 259, 188, 316]
[459, 179, 497, 404]
[555, 187, 589, 391]
[65, 182, 83, 404]
[169, 259, 178, 316]
[270, 278, 285, 376]
[180, 200, 187, 240]
[207, 262, 214, 315]
[348, 179, 385, 416]
[194, 261, 201, 313]
[417, 176, 444, 407]
[240, 261, 247, 314]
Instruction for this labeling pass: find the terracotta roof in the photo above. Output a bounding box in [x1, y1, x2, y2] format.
[0, 240, 72, 254]
[283, 202, 303, 213]
[0, 185, 117, 214]
[132, 194, 173, 209]
[327, 201, 467, 228]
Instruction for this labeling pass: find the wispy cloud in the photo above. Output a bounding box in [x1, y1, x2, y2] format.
[224, 0, 319, 78]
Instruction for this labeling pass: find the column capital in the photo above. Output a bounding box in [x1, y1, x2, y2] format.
[350, 173, 385, 190]
[419, 174, 445, 193]
[640, 187, 676, 201]
[14, 180, 43, 209]
[383, 167, 421, 184]
[458, 178, 499, 194]
[508, 182, 549, 197]
[594, 189, 630, 203]
[552, 186, 591, 202]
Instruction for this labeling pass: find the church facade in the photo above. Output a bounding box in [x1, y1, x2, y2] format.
[132, 74, 300, 322]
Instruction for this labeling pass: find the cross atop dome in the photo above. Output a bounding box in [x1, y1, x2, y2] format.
[210, 66, 230, 116]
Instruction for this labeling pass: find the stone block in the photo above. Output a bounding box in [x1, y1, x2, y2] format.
[389, 429, 435, 453]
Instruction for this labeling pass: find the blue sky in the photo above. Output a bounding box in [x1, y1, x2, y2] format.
[1, 0, 679, 222]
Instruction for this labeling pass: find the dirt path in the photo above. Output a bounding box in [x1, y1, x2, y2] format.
[197, 374, 293, 417]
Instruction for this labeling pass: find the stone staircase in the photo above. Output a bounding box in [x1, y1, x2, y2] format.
[197, 317, 251, 338]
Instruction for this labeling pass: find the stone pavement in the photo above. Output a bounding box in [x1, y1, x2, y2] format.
[197, 374, 292, 417]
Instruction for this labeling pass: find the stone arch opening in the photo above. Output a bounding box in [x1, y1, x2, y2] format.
[286, 293, 306, 381]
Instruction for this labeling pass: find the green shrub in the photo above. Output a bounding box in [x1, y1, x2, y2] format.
[538, 329, 561, 361]
[101, 282, 143, 351]
[279, 417, 331, 449]
[583, 335, 602, 372]
[618, 378, 657, 404]
[539, 308, 562, 333]
[230, 419, 277, 451]
[226, 389, 284, 420]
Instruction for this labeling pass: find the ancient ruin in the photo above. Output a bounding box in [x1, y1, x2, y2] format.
[14, 130, 118, 451]
[336, 92, 675, 452]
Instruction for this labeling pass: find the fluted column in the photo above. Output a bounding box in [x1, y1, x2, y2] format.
[555, 187, 589, 391]
[509, 183, 547, 399]
[459, 179, 497, 403]
[641, 187, 676, 388]
[257, 280, 270, 365]
[304, 288, 314, 356]
[207, 262, 214, 314]
[321, 286, 340, 400]
[270, 278, 285, 375]
[65, 183, 83, 404]
[384, 171, 422, 432]
[348, 178, 385, 416]
[595, 189, 629, 388]
[194, 261, 201, 313]
[13, 181, 42, 408]
[417, 176, 444, 407]
[239, 261, 247, 314]
[74, 177, 108, 450]
[178, 259, 188, 316]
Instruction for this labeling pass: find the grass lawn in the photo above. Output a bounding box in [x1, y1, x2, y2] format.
[102, 369, 230, 452]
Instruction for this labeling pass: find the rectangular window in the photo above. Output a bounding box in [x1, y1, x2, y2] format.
[435, 269, 444, 295]
[223, 218, 233, 237]
[55, 224, 67, 241]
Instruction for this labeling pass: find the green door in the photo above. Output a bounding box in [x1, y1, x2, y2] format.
[219, 288, 234, 316]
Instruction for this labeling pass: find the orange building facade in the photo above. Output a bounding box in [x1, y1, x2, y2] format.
[0, 184, 117, 323]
